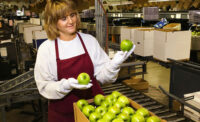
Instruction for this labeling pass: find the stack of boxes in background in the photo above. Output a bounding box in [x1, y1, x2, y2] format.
[184, 91, 200, 122]
[32, 30, 47, 50]
[143, 7, 159, 21]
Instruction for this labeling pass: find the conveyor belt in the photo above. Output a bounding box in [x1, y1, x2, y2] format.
[0, 70, 36, 92]
[101, 83, 193, 122]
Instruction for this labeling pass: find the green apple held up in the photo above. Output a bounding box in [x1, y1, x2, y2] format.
[111, 91, 121, 99]
[121, 107, 135, 117]
[77, 72, 90, 85]
[95, 106, 107, 116]
[135, 108, 149, 118]
[103, 112, 116, 121]
[146, 116, 161, 122]
[131, 114, 145, 122]
[89, 112, 102, 122]
[117, 113, 131, 122]
[76, 99, 88, 111]
[120, 39, 133, 52]
[82, 105, 95, 118]
[94, 94, 105, 106]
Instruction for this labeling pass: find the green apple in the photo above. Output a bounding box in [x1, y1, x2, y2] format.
[95, 106, 107, 116]
[105, 95, 117, 105]
[117, 113, 131, 122]
[108, 106, 121, 115]
[101, 101, 112, 108]
[135, 108, 149, 118]
[77, 72, 90, 85]
[111, 91, 121, 99]
[103, 112, 116, 121]
[131, 114, 145, 122]
[117, 96, 130, 106]
[121, 107, 135, 116]
[113, 118, 124, 122]
[82, 105, 95, 118]
[77, 99, 88, 111]
[146, 116, 161, 122]
[113, 102, 125, 110]
[97, 118, 109, 122]
[120, 39, 133, 52]
[89, 112, 102, 122]
[94, 94, 105, 106]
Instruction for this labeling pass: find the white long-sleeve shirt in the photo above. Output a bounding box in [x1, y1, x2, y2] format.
[34, 32, 120, 100]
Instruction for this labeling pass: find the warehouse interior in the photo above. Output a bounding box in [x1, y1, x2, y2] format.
[0, 0, 200, 122]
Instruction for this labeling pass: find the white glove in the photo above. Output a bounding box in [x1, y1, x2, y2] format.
[111, 45, 136, 69]
[64, 78, 93, 90]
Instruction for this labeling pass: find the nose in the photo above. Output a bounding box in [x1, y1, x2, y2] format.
[67, 16, 73, 23]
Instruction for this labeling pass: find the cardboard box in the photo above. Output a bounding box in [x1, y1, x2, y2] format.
[153, 30, 191, 62]
[123, 78, 149, 90]
[73, 97, 166, 122]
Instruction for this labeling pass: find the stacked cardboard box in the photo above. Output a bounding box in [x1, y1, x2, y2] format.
[153, 30, 191, 62]
[184, 91, 200, 122]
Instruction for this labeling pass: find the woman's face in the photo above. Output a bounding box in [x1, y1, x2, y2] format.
[57, 12, 78, 36]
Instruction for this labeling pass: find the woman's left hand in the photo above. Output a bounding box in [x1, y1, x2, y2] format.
[111, 45, 136, 68]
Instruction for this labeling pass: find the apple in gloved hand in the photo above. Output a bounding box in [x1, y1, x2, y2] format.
[120, 39, 133, 52]
[77, 99, 88, 111]
[77, 72, 90, 85]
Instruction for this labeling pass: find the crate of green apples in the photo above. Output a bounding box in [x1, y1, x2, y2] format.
[73, 91, 167, 122]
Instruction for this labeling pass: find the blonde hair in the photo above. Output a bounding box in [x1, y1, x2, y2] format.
[44, 0, 81, 40]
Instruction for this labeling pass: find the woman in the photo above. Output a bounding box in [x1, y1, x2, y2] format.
[34, 0, 135, 121]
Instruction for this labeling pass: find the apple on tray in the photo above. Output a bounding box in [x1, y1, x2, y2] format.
[89, 112, 102, 122]
[135, 108, 150, 118]
[108, 106, 121, 115]
[121, 106, 135, 117]
[120, 39, 133, 52]
[146, 116, 161, 122]
[112, 118, 124, 122]
[82, 105, 95, 118]
[131, 114, 145, 122]
[76, 99, 88, 111]
[94, 94, 105, 106]
[101, 101, 112, 108]
[95, 106, 107, 116]
[77, 72, 90, 85]
[117, 95, 130, 107]
[111, 91, 121, 99]
[105, 95, 117, 105]
[113, 101, 125, 110]
[102, 112, 116, 121]
[117, 113, 131, 122]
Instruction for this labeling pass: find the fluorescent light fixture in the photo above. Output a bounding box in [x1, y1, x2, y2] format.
[149, 0, 178, 2]
[104, 1, 133, 6]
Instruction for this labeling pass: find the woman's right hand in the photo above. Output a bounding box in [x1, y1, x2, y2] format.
[64, 78, 93, 90]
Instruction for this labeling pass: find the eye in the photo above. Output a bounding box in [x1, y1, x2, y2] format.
[70, 13, 76, 18]
[61, 17, 67, 21]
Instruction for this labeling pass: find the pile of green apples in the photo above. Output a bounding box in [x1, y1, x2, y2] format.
[76, 91, 161, 122]
[192, 31, 200, 36]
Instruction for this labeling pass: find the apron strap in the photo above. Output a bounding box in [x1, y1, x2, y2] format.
[55, 39, 60, 61]
[77, 32, 89, 55]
